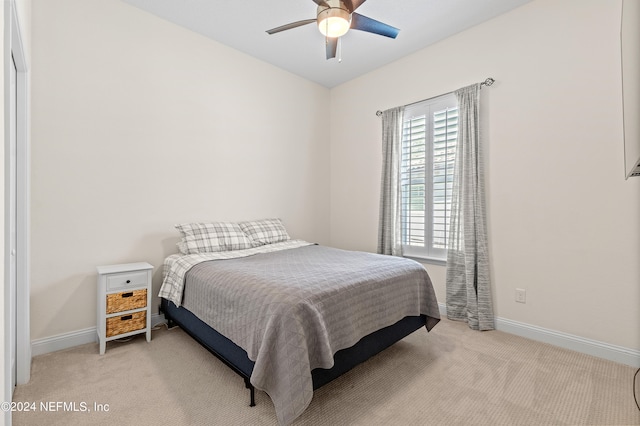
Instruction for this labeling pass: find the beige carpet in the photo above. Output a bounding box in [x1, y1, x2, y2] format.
[12, 318, 640, 426]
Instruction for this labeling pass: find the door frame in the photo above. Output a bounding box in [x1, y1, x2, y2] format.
[4, 2, 30, 422]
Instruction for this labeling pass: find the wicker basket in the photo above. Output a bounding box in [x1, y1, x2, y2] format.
[106, 289, 147, 314]
[106, 311, 146, 337]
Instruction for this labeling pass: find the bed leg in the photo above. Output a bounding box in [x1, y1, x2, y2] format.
[244, 378, 256, 407]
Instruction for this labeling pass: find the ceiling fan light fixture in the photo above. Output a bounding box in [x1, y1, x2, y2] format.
[317, 7, 351, 38]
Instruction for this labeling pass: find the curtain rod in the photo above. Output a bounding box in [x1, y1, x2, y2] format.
[375, 77, 495, 117]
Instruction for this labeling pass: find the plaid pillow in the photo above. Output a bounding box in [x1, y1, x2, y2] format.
[175, 222, 254, 254]
[239, 218, 290, 246]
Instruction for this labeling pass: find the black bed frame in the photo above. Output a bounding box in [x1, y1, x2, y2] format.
[160, 298, 426, 407]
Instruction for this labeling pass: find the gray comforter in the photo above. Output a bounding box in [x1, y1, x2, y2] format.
[181, 244, 440, 425]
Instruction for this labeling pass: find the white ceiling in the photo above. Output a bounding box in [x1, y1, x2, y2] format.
[121, 0, 532, 88]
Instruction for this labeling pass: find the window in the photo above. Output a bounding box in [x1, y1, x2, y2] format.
[400, 94, 458, 261]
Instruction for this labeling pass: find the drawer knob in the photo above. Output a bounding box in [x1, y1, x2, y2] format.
[122, 292, 133, 298]
[126, 280, 131, 284]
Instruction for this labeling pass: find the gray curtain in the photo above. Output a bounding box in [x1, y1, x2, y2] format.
[445, 84, 494, 330]
[377, 107, 404, 256]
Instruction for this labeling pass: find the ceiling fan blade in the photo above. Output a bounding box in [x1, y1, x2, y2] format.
[311, 0, 330, 7]
[343, 0, 367, 13]
[266, 18, 316, 35]
[326, 37, 338, 59]
[350, 13, 400, 39]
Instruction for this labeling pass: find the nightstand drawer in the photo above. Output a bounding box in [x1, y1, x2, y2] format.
[106, 270, 148, 291]
[106, 289, 147, 314]
[106, 311, 146, 337]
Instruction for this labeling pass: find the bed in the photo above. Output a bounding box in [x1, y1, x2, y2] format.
[158, 220, 440, 425]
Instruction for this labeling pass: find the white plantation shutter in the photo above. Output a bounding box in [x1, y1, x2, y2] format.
[400, 115, 427, 247]
[432, 107, 458, 249]
[401, 93, 457, 260]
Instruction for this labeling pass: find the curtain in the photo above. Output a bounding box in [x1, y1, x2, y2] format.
[445, 84, 494, 331]
[377, 107, 404, 256]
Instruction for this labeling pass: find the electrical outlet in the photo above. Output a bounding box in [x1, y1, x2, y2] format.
[515, 288, 526, 304]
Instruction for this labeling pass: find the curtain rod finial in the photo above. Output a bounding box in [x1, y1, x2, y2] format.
[482, 78, 495, 87]
[376, 110, 382, 117]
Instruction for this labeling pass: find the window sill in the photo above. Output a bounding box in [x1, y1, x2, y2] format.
[403, 255, 446, 267]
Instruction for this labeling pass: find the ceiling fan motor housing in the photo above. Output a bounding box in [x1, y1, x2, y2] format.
[317, 0, 351, 37]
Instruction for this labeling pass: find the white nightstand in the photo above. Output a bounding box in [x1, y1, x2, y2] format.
[96, 262, 153, 355]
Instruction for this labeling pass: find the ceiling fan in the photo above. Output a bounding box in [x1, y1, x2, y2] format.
[266, 0, 400, 60]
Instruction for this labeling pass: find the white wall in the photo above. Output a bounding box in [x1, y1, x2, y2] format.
[30, 0, 330, 340]
[28, 0, 640, 359]
[330, 0, 640, 351]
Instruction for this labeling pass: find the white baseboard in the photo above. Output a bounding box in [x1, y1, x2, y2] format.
[31, 313, 166, 357]
[438, 303, 640, 368]
[495, 317, 640, 368]
[31, 327, 97, 357]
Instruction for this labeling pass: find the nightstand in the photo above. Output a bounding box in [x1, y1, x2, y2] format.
[96, 262, 153, 355]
